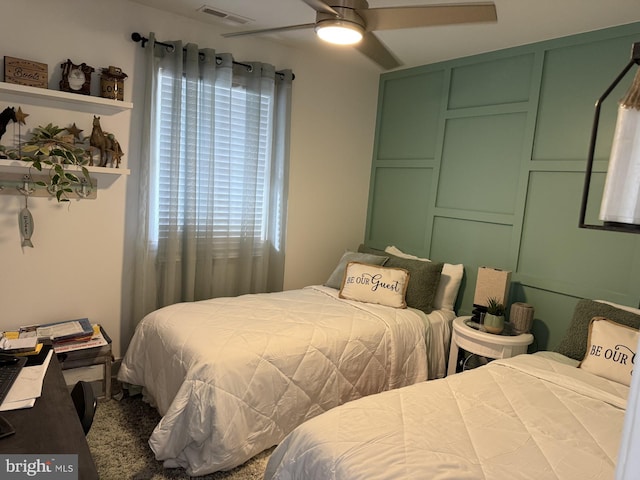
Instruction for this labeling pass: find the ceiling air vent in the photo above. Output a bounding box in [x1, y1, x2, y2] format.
[197, 5, 252, 25]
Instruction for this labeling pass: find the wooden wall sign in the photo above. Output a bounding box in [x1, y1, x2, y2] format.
[4, 56, 48, 89]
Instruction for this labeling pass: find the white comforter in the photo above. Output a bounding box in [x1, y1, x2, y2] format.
[265, 352, 629, 480]
[118, 285, 453, 476]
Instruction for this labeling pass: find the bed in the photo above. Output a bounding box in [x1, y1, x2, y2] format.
[118, 248, 463, 476]
[264, 299, 640, 480]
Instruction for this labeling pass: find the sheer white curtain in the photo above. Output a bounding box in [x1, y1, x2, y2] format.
[133, 33, 292, 321]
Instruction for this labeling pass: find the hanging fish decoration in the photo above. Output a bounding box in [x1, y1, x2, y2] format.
[18, 204, 34, 248]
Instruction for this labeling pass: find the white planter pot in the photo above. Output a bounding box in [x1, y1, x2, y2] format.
[484, 313, 504, 334]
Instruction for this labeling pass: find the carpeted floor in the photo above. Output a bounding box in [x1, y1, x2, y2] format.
[87, 394, 273, 480]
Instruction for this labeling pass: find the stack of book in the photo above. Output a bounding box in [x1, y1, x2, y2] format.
[3, 318, 108, 356]
[33, 318, 93, 343]
[48, 322, 109, 354]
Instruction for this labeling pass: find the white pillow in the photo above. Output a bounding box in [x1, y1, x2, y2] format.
[339, 262, 409, 308]
[595, 300, 640, 316]
[324, 251, 389, 289]
[385, 245, 463, 311]
[579, 317, 638, 386]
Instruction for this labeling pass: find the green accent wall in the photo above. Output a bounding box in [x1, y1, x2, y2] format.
[365, 23, 640, 350]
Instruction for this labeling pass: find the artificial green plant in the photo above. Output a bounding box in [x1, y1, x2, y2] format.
[486, 297, 506, 316]
[1, 123, 92, 202]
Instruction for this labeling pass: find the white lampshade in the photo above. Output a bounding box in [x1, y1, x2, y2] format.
[473, 267, 512, 308]
[315, 21, 363, 45]
[600, 67, 640, 225]
[599, 105, 640, 224]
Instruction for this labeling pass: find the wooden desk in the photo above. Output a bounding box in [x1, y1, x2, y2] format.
[0, 352, 98, 480]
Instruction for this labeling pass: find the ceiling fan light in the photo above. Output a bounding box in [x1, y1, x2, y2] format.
[315, 21, 363, 45]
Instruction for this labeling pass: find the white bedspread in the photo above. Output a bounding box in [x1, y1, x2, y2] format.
[118, 285, 453, 476]
[265, 352, 629, 480]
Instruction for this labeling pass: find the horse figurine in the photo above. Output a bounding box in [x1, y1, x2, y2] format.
[89, 115, 107, 166]
[89, 115, 124, 168]
[105, 132, 124, 168]
[0, 106, 16, 142]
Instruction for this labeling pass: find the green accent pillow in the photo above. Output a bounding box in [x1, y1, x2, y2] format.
[358, 244, 443, 314]
[357, 244, 386, 257]
[324, 251, 388, 289]
[555, 299, 640, 361]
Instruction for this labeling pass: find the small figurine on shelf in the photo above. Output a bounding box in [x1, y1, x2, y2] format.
[0, 106, 27, 159]
[0, 106, 17, 143]
[60, 59, 94, 95]
[89, 116, 124, 168]
[105, 133, 124, 168]
[100, 66, 128, 101]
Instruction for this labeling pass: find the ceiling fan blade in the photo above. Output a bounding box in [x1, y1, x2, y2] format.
[301, 0, 339, 16]
[355, 32, 402, 70]
[222, 23, 315, 38]
[359, 3, 497, 31]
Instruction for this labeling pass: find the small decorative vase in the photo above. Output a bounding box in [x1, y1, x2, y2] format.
[484, 313, 504, 334]
[510, 302, 534, 334]
[100, 65, 128, 101]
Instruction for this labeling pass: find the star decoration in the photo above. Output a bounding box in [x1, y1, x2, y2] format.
[66, 122, 83, 140]
[15, 107, 29, 125]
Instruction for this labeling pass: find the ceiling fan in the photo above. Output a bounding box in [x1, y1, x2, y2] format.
[221, 0, 497, 70]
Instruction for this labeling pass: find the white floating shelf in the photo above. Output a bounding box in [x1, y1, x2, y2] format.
[0, 159, 130, 176]
[0, 82, 133, 112]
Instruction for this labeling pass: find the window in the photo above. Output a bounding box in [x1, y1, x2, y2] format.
[152, 67, 274, 255]
[134, 40, 291, 311]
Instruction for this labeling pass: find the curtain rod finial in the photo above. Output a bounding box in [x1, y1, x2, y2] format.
[131, 32, 148, 48]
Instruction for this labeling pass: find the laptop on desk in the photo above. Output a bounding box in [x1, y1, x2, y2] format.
[0, 356, 27, 406]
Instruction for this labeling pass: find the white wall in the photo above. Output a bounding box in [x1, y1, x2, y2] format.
[0, 0, 380, 357]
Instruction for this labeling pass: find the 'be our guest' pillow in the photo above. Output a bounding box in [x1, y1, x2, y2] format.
[579, 317, 639, 386]
[339, 262, 410, 308]
[357, 244, 442, 313]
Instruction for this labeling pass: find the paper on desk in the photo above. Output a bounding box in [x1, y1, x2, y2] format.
[0, 336, 37, 351]
[0, 396, 35, 410]
[0, 349, 53, 411]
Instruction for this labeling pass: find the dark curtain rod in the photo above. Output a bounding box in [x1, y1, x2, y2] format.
[131, 32, 293, 80]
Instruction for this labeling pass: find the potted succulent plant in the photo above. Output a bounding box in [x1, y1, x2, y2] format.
[484, 297, 505, 334]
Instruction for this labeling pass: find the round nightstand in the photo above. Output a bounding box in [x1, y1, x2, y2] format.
[446, 316, 534, 376]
